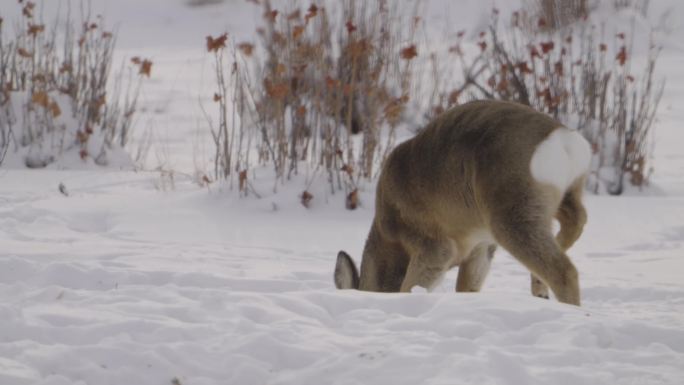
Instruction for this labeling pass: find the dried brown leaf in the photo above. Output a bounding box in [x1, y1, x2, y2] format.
[346, 189, 359, 210]
[540, 41, 554, 54]
[448, 90, 460, 106]
[287, 10, 301, 21]
[400, 45, 418, 60]
[265, 79, 289, 99]
[77, 130, 89, 144]
[265, 10, 278, 23]
[305, 4, 319, 21]
[616, 46, 627, 66]
[301, 190, 314, 208]
[292, 25, 305, 40]
[341, 164, 353, 176]
[206, 33, 228, 53]
[239, 170, 248, 192]
[139, 59, 153, 77]
[27, 23, 44, 36]
[49, 101, 61, 118]
[345, 20, 357, 34]
[23, 2, 35, 18]
[31, 91, 50, 108]
[238, 42, 254, 56]
[17, 47, 32, 58]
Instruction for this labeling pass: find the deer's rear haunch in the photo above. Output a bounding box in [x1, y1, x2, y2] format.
[334, 100, 590, 305]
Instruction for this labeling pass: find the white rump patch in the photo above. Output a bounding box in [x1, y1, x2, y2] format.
[530, 128, 591, 192]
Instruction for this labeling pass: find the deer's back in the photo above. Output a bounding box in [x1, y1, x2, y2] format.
[376, 100, 564, 240]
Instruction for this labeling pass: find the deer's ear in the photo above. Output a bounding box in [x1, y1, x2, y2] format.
[335, 251, 360, 290]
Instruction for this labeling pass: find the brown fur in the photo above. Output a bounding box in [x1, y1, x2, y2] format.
[334, 100, 588, 306]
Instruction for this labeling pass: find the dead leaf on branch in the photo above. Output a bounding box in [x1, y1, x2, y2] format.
[305, 4, 319, 22]
[529, 45, 541, 59]
[287, 10, 301, 21]
[448, 90, 460, 106]
[292, 25, 305, 40]
[341, 164, 353, 176]
[400, 45, 418, 60]
[31, 91, 50, 108]
[264, 10, 278, 23]
[616, 46, 627, 66]
[59, 62, 73, 74]
[346, 189, 359, 210]
[238, 42, 254, 56]
[325, 76, 339, 90]
[239, 170, 248, 192]
[49, 101, 61, 118]
[517, 61, 533, 74]
[206, 33, 228, 53]
[345, 20, 357, 34]
[77, 130, 90, 144]
[264, 79, 289, 99]
[140, 59, 153, 77]
[27, 23, 44, 36]
[201, 175, 212, 187]
[540, 41, 554, 54]
[17, 47, 32, 58]
[301, 190, 314, 208]
[23, 2, 36, 18]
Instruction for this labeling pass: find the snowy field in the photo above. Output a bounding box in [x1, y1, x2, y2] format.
[2, 1, 684, 384]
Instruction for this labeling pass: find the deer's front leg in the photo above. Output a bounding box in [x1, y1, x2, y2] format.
[456, 244, 496, 292]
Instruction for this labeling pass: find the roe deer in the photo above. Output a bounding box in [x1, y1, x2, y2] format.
[334, 100, 590, 305]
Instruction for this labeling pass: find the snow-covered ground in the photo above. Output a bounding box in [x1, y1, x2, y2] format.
[2, 1, 684, 384]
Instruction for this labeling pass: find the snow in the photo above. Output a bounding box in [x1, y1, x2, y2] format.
[2, 1, 684, 384]
[530, 127, 591, 193]
[2, 170, 684, 385]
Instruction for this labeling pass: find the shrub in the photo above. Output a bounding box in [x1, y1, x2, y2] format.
[435, 7, 663, 194]
[205, 0, 420, 204]
[204, 0, 663, 201]
[524, 0, 589, 31]
[0, 0, 149, 168]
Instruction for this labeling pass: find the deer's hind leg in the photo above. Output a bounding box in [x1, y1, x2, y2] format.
[490, 195, 581, 305]
[531, 181, 587, 300]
